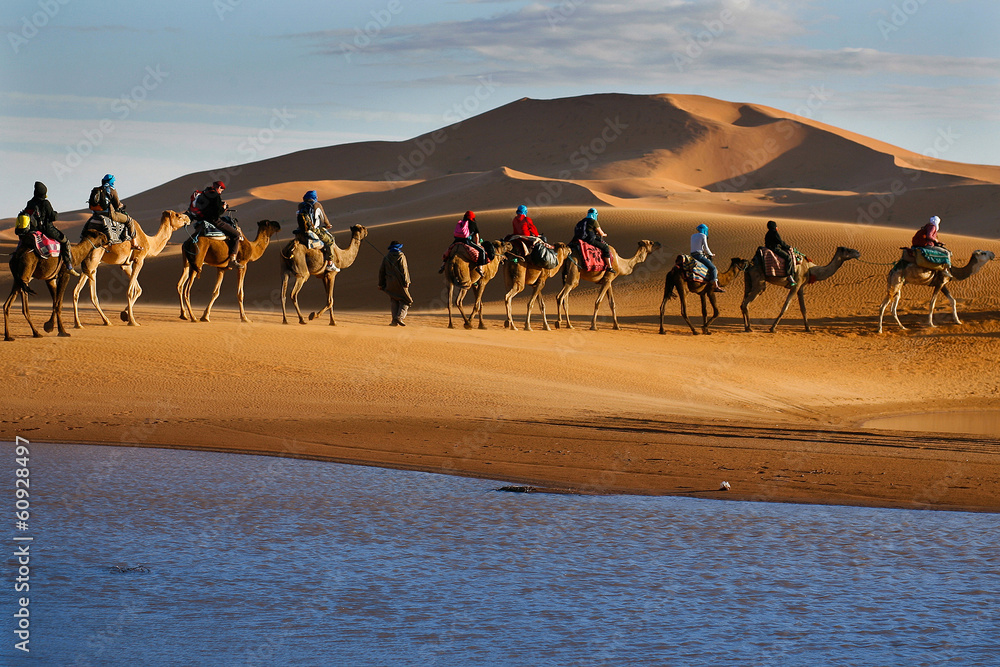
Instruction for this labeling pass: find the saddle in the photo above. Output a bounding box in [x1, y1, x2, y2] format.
[574, 240, 605, 272]
[902, 246, 951, 270]
[758, 246, 799, 278]
[443, 240, 480, 264]
[504, 235, 537, 260]
[31, 231, 61, 259]
[293, 230, 325, 250]
[677, 254, 709, 283]
[191, 220, 229, 239]
[83, 215, 133, 246]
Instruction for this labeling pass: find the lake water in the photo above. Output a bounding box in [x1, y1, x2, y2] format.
[3, 443, 998, 666]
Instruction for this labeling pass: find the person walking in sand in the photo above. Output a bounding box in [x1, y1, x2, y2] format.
[379, 240, 413, 326]
[690, 223, 724, 293]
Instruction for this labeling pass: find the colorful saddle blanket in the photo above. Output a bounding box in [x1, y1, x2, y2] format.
[678, 254, 709, 283]
[83, 215, 132, 246]
[760, 247, 801, 278]
[576, 240, 605, 272]
[912, 246, 951, 269]
[31, 231, 60, 259]
[444, 241, 480, 264]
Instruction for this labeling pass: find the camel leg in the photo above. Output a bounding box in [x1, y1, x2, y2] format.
[555, 283, 574, 330]
[325, 274, 336, 326]
[659, 276, 680, 335]
[768, 285, 800, 333]
[942, 285, 960, 324]
[504, 281, 521, 331]
[456, 287, 473, 330]
[741, 276, 766, 332]
[890, 291, 907, 331]
[200, 269, 225, 322]
[590, 281, 613, 331]
[236, 267, 251, 323]
[43, 280, 58, 334]
[178, 264, 191, 320]
[22, 291, 42, 338]
[473, 282, 487, 330]
[121, 260, 142, 326]
[702, 292, 718, 335]
[4, 287, 20, 341]
[524, 283, 540, 331]
[288, 275, 309, 325]
[797, 288, 810, 332]
[927, 285, 942, 328]
[53, 275, 72, 337]
[447, 282, 455, 329]
[537, 288, 552, 331]
[182, 270, 199, 323]
[877, 291, 893, 334]
[607, 285, 620, 330]
[71, 272, 89, 328]
[280, 272, 290, 324]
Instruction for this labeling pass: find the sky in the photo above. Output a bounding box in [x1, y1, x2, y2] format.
[2, 0, 998, 214]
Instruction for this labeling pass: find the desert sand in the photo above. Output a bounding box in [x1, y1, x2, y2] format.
[3, 94, 999, 512]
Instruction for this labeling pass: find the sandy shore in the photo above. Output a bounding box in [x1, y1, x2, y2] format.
[3, 303, 998, 513]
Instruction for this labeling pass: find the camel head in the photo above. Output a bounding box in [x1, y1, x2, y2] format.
[258, 220, 282, 236]
[638, 240, 661, 254]
[161, 210, 190, 231]
[836, 246, 861, 261]
[972, 249, 995, 265]
[350, 224, 368, 240]
[730, 257, 750, 271]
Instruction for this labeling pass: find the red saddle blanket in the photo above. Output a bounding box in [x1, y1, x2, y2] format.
[443, 241, 479, 264]
[761, 247, 796, 278]
[577, 240, 605, 272]
[32, 231, 61, 259]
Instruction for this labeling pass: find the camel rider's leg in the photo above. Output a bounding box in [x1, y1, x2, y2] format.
[692, 252, 724, 293]
[594, 239, 614, 273]
[44, 223, 80, 277]
[317, 229, 339, 272]
[775, 247, 796, 286]
[110, 210, 141, 250]
[214, 219, 243, 269]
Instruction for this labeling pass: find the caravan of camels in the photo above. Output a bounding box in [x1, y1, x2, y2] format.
[3, 202, 995, 341]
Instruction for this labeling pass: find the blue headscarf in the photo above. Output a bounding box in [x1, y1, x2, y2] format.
[696, 224, 709, 236]
[587, 208, 598, 221]
[103, 174, 115, 191]
[516, 205, 527, 216]
[304, 190, 318, 203]
[388, 241, 403, 253]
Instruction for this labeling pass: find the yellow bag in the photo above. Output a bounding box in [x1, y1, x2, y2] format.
[15, 213, 31, 230]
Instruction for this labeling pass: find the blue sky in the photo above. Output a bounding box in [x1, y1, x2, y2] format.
[2, 0, 998, 213]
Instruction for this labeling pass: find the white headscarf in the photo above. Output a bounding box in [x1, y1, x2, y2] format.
[929, 215, 941, 227]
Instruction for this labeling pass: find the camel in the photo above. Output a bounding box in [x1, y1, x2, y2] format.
[659, 257, 749, 335]
[556, 240, 661, 331]
[177, 219, 281, 323]
[877, 249, 994, 333]
[279, 224, 368, 325]
[741, 246, 861, 333]
[445, 240, 513, 329]
[502, 242, 574, 331]
[72, 210, 189, 328]
[4, 232, 107, 340]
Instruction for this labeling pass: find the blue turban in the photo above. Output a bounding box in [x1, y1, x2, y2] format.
[697, 224, 708, 235]
[587, 208, 598, 220]
[516, 205, 527, 216]
[304, 190, 318, 202]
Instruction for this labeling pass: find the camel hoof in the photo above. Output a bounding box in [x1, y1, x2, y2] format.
[74, 323, 83, 330]
[308, 312, 317, 321]
[478, 324, 487, 330]
[120, 310, 129, 322]
[43, 321, 54, 333]
[4, 336, 13, 342]
[464, 322, 473, 330]
[127, 321, 139, 327]
[200, 317, 210, 323]
[612, 325, 621, 331]
[702, 330, 712, 336]
[659, 328, 665, 335]
[58, 331, 71, 338]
